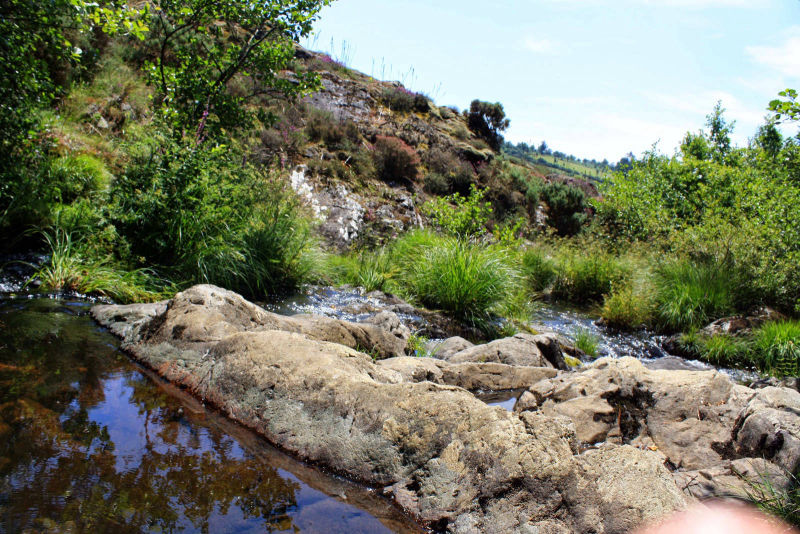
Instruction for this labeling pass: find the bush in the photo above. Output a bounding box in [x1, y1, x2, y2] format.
[306, 110, 361, 149]
[111, 137, 315, 296]
[407, 238, 516, 326]
[422, 184, 493, 238]
[551, 251, 629, 304]
[652, 259, 736, 332]
[521, 248, 557, 293]
[541, 182, 589, 236]
[1, 151, 112, 244]
[423, 148, 475, 194]
[381, 87, 429, 113]
[466, 100, 509, 151]
[424, 172, 450, 195]
[372, 135, 420, 183]
[753, 320, 800, 377]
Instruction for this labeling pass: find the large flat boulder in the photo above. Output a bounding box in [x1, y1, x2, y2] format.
[92, 285, 687, 533]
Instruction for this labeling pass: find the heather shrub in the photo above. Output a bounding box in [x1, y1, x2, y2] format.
[372, 136, 420, 183]
[381, 86, 429, 113]
[306, 109, 361, 149]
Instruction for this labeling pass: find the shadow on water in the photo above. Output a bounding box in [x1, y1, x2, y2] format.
[0, 297, 422, 534]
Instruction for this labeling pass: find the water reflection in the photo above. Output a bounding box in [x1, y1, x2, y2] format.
[0, 297, 420, 533]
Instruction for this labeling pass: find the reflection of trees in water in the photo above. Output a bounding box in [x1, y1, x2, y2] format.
[0, 300, 302, 533]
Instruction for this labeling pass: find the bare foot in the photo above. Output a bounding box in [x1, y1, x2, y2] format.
[635, 503, 797, 534]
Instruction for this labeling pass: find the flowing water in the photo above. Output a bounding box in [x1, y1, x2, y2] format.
[0, 296, 422, 534]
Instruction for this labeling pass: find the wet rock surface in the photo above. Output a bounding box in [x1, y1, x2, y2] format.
[516, 357, 800, 500]
[93, 285, 689, 533]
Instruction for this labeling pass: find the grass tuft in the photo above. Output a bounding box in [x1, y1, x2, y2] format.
[652, 259, 736, 332]
[573, 328, 600, 358]
[753, 320, 800, 377]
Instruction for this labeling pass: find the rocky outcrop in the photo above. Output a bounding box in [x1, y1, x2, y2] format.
[444, 333, 568, 370]
[428, 336, 474, 360]
[92, 284, 407, 359]
[377, 356, 558, 392]
[92, 285, 688, 533]
[516, 357, 800, 500]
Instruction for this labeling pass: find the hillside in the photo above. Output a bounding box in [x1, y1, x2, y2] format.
[259, 47, 601, 249]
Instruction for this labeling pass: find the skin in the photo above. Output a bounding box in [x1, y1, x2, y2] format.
[636, 503, 798, 534]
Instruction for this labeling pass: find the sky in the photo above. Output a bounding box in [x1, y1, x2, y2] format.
[302, 0, 800, 162]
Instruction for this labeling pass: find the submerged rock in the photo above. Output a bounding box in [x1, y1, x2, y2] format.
[93, 285, 687, 533]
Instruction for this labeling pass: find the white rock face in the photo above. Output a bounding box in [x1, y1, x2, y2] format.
[289, 165, 327, 221]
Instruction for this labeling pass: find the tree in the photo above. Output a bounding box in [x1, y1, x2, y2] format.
[147, 0, 331, 137]
[466, 99, 510, 151]
[0, 0, 146, 157]
[706, 101, 734, 163]
[769, 89, 800, 124]
[538, 141, 550, 155]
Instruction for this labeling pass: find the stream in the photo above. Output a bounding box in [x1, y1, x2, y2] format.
[0, 296, 422, 533]
[0, 277, 756, 532]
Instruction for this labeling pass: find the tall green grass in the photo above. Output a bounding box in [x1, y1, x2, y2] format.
[30, 228, 168, 303]
[573, 328, 600, 357]
[652, 259, 736, 332]
[520, 248, 557, 293]
[407, 238, 516, 325]
[601, 286, 656, 330]
[323, 249, 395, 292]
[753, 320, 800, 377]
[551, 250, 629, 304]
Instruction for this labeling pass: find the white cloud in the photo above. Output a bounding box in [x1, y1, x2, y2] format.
[523, 37, 556, 54]
[746, 31, 800, 79]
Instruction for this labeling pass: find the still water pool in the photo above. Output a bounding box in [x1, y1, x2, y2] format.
[0, 297, 421, 533]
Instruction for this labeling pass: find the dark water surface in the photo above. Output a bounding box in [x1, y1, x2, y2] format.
[0, 297, 422, 534]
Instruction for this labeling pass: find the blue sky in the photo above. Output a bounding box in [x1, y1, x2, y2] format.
[302, 0, 800, 162]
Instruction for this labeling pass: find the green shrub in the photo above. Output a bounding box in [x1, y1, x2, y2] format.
[573, 328, 600, 358]
[381, 87, 429, 113]
[424, 172, 450, 195]
[111, 137, 315, 296]
[406, 238, 516, 327]
[372, 135, 420, 183]
[652, 259, 735, 332]
[521, 248, 557, 293]
[753, 320, 800, 377]
[601, 286, 656, 330]
[466, 100, 509, 152]
[422, 184, 493, 238]
[47, 154, 111, 203]
[541, 181, 589, 236]
[1, 151, 112, 244]
[306, 110, 361, 149]
[551, 251, 629, 304]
